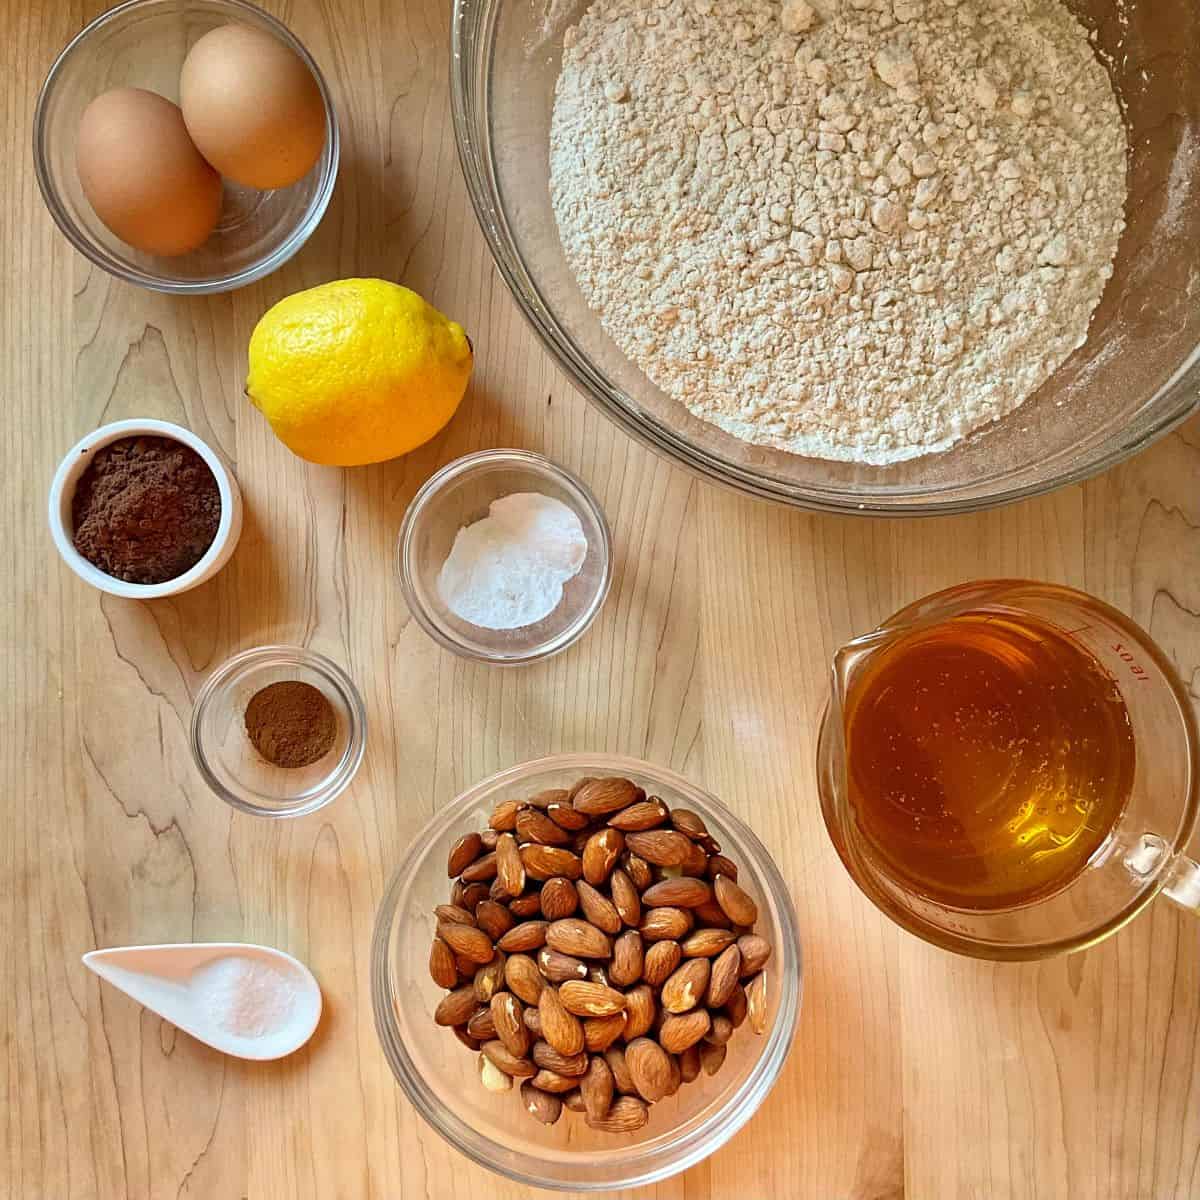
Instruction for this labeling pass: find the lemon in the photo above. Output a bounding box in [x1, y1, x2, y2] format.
[246, 278, 473, 466]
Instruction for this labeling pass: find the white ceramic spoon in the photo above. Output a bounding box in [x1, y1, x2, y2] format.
[83, 942, 322, 1061]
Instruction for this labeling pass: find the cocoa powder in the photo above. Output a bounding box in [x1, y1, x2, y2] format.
[244, 681, 337, 769]
[71, 436, 221, 584]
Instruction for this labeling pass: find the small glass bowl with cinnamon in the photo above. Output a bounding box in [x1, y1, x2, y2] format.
[190, 645, 366, 817]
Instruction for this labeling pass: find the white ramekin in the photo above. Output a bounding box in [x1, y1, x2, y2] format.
[48, 418, 243, 598]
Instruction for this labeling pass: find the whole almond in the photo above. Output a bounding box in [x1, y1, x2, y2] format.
[699, 1039, 727, 1076]
[509, 894, 542, 918]
[455, 1025, 482, 1055]
[725, 983, 748, 1028]
[642, 939, 682, 987]
[532, 1041, 588, 1076]
[576, 881, 622, 934]
[546, 918, 612, 960]
[746, 971, 768, 1034]
[639, 907, 693, 942]
[625, 1037, 672, 1102]
[663, 1052, 682, 1097]
[495, 833, 526, 898]
[526, 787, 567, 810]
[580, 1054, 614, 1122]
[437, 919, 495, 965]
[705, 1013, 734, 1046]
[488, 876, 510, 903]
[448, 832, 483, 877]
[530, 1068, 578, 1094]
[559, 980, 627, 1018]
[737, 933, 772, 976]
[669, 808, 708, 839]
[622, 852, 653, 891]
[474, 954, 507, 1003]
[706, 854, 739, 883]
[622, 983, 656, 1040]
[480, 829, 500, 850]
[521, 844, 583, 881]
[679, 1044, 701, 1083]
[517, 807, 571, 846]
[706, 944, 742, 1008]
[538, 947, 589, 983]
[435, 903, 476, 926]
[505, 954, 544, 1005]
[608, 797, 669, 831]
[582, 828, 625, 886]
[547, 799, 589, 831]
[661, 958, 710, 1014]
[586, 1095, 649, 1133]
[497, 920, 549, 953]
[609, 868, 642, 927]
[693, 899, 733, 929]
[625, 829, 692, 867]
[478, 1052, 512, 1092]
[562, 1089, 586, 1113]
[453, 950, 479, 979]
[461, 851, 498, 883]
[641, 877, 712, 909]
[609, 930, 644, 987]
[540, 876, 579, 920]
[459, 882, 491, 910]
[539, 985, 585, 1056]
[467, 1007, 498, 1041]
[524, 1007, 544, 1036]
[450, 879, 468, 908]
[434, 985, 478, 1027]
[429, 936, 457, 989]
[572, 777, 644, 816]
[489, 799, 522, 831]
[659, 1009, 711, 1054]
[474, 900, 515, 942]
[714, 874, 759, 926]
[491, 992, 529, 1058]
[521, 1081, 563, 1124]
[584, 1013, 627, 1052]
[604, 1045, 637, 1095]
[680, 927, 736, 958]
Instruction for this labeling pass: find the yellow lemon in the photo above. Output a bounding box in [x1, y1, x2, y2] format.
[247, 278, 473, 466]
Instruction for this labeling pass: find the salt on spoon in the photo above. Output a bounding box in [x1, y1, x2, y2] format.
[83, 943, 322, 1061]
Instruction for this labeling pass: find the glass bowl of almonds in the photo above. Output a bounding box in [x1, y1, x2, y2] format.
[371, 753, 802, 1190]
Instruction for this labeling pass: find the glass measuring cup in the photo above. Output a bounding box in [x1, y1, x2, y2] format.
[816, 580, 1200, 960]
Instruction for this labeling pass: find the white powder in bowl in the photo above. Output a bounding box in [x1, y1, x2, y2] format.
[437, 492, 588, 630]
[189, 956, 298, 1038]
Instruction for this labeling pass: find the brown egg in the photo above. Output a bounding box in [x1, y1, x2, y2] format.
[76, 88, 223, 257]
[180, 23, 326, 191]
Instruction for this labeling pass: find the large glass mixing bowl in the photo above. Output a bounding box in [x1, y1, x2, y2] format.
[451, 0, 1199, 514]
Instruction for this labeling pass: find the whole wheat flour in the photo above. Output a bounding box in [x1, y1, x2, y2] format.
[549, 0, 1128, 464]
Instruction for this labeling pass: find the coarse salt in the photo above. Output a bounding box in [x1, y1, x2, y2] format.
[189, 956, 297, 1039]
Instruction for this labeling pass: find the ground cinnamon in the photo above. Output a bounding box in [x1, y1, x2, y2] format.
[244, 681, 337, 769]
[71, 435, 220, 584]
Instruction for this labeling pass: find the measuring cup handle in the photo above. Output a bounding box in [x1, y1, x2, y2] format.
[1162, 856, 1200, 915]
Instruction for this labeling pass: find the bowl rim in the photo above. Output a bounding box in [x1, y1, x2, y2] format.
[447, 0, 1200, 516]
[396, 448, 614, 665]
[47, 417, 243, 598]
[189, 644, 368, 817]
[33, 0, 340, 295]
[370, 752, 803, 1191]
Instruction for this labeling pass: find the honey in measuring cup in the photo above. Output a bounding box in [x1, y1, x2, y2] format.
[843, 610, 1135, 911]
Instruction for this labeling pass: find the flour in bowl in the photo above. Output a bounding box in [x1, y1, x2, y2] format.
[549, 0, 1127, 464]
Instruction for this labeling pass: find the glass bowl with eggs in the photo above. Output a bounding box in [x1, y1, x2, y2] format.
[34, 0, 338, 294]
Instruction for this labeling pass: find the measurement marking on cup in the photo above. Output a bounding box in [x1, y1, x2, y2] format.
[1111, 642, 1151, 681]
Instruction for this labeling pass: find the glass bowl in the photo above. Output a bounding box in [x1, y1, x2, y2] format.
[451, 0, 1200, 514]
[34, 0, 339, 294]
[396, 449, 612, 665]
[190, 646, 366, 817]
[371, 753, 802, 1192]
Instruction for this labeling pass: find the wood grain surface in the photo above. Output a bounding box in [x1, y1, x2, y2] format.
[5, 1, 1200, 1198]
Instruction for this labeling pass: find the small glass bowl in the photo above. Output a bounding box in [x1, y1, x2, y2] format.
[397, 450, 612, 665]
[371, 753, 803, 1191]
[190, 646, 366, 817]
[34, 0, 339, 294]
